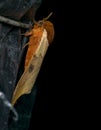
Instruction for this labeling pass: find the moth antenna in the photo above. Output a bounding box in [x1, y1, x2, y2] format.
[43, 12, 53, 21]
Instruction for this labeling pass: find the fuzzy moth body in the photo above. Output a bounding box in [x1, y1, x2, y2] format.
[12, 19, 54, 105]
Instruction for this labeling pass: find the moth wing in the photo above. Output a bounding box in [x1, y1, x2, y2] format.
[12, 29, 49, 105]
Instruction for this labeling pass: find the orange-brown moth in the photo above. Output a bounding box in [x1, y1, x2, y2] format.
[12, 13, 54, 105]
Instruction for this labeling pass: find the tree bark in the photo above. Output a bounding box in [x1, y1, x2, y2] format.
[0, 0, 42, 130]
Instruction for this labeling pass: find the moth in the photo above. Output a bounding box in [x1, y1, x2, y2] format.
[12, 13, 54, 105]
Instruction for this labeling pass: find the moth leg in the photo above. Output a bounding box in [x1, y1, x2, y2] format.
[20, 31, 33, 36]
[24, 31, 33, 36]
[22, 42, 30, 49]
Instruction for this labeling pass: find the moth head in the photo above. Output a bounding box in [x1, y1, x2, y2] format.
[34, 12, 55, 44]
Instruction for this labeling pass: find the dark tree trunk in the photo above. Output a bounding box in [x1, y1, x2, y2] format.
[0, 0, 42, 130]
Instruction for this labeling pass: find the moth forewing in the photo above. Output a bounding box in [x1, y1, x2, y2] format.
[12, 29, 49, 105]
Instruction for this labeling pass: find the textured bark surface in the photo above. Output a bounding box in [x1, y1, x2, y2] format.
[0, 0, 42, 130]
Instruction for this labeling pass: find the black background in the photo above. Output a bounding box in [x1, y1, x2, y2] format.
[29, 0, 66, 129]
[28, 0, 89, 129]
